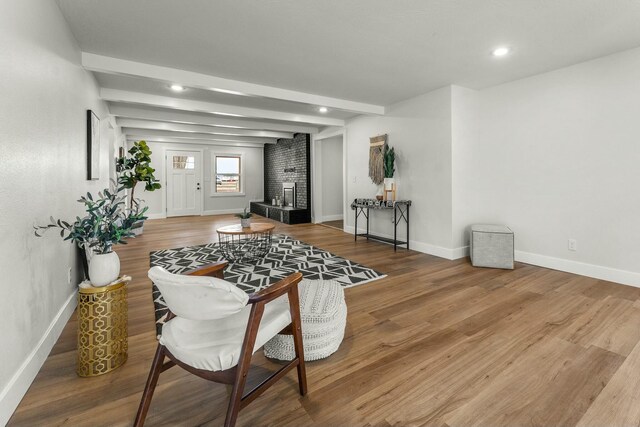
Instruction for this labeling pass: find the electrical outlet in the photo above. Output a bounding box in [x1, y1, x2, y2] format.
[568, 239, 577, 252]
[67, 267, 72, 285]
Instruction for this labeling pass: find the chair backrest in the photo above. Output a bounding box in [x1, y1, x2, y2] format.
[148, 266, 249, 320]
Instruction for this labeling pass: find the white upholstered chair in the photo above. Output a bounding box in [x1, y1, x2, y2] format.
[134, 262, 307, 427]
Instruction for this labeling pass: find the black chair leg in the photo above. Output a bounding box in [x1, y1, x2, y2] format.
[134, 344, 165, 427]
[289, 287, 308, 396]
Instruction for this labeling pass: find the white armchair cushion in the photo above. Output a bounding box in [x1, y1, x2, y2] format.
[149, 266, 248, 320]
[160, 295, 291, 371]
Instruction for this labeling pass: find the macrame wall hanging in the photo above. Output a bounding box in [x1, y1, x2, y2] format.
[368, 134, 387, 185]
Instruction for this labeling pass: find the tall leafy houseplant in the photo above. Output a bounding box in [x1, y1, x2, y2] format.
[35, 180, 147, 286]
[384, 145, 395, 179]
[116, 140, 161, 212]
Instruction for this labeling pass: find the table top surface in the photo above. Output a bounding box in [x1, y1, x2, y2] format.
[216, 222, 275, 235]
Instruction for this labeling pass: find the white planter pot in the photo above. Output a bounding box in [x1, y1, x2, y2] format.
[131, 222, 144, 236]
[384, 177, 395, 188]
[89, 252, 120, 287]
[241, 218, 251, 228]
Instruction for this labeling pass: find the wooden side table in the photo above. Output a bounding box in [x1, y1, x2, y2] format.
[216, 222, 275, 263]
[77, 280, 128, 377]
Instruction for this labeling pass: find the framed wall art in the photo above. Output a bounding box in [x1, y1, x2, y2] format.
[87, 110, 100, 180]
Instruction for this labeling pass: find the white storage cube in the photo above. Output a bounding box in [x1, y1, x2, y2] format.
[470, 224, 514, 269]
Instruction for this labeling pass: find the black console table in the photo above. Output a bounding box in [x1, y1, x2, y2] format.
[351, 199, 411, 251]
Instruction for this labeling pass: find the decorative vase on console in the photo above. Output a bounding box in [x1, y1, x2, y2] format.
[376, 187, 384, 201]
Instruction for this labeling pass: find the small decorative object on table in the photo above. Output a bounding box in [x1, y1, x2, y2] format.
[470, 224, 514, 269]
[77, 276, 130, 377]
[216, 222, 275, 263]
[235, 206, 253, 228]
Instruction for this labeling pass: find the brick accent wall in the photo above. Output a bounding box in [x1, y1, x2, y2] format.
[263, 133, 311, 209]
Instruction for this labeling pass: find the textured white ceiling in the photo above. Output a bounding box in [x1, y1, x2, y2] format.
[57, 0, 640, 105]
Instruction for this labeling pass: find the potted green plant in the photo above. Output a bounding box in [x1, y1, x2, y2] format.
[116, 140, 161, 235]
[383, 145, 396, 189]
[35, 181, 147, 286]
[236, 207, 253, 228]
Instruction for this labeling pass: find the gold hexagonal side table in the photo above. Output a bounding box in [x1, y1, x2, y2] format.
[77, 280, 128, 377]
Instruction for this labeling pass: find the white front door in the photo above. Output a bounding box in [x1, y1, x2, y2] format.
[166, 150, 202, 217]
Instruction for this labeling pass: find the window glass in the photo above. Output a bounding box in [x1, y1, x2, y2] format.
[216, 156, 240, 192]
[173, 156, 194, 170]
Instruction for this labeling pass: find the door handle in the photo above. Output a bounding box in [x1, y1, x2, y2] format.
[196, 183, 201, 190]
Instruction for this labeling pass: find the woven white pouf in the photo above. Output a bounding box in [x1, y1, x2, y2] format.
[264, 279, 347, 361]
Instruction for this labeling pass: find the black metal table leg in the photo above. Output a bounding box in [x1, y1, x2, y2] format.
[366, 207, 370, 240]
[407, 205, 410, 250]
[394, 205, 397, 251]
[354, 207, 358, 241]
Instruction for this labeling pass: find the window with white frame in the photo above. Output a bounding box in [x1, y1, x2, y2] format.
[212, 153, 243, 195]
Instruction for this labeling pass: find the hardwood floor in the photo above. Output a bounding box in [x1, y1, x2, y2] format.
[320, 220, 343, 231]
[9, 215, 640, 426]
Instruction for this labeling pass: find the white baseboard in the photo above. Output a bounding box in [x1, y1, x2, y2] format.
[321, 214, 344, 222]
[202, 208, 244, 216]
[0, 291, 77, 425]
[146, 213, 167, 220]
[343, 225, 640, 287]
[344, 225, 466, 260]
[515, 250, 640, 288]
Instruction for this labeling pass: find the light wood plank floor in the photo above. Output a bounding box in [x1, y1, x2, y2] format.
[320, 220, 343, 231]
[9, 215, 640, 426]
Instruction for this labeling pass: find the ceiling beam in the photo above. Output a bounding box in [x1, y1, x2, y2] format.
[101, 89, 344, 126]
[109, 104, 319, 134]
[127, 138, 265, 149]
[123, 128, 276, 144]
[116, 118, 292, 139]
[84, 53, 385, 115]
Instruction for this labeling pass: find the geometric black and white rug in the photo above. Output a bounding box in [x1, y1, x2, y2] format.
[149, 234, 385, 334]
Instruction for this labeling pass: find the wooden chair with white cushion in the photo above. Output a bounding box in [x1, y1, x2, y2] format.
[134, 262, 307, 427]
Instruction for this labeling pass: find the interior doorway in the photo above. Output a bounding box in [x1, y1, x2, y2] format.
[314, 134, 344, 230]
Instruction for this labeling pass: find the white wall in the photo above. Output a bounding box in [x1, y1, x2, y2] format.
[451, 85, 480, 252]
[320, 136, 344, 221]
[455, 47, 640, 285]
[141, 141, 264, 217]
[344, 46, 640, 287]
[345, 86, 454, 256]
[0, 0, 120, 423]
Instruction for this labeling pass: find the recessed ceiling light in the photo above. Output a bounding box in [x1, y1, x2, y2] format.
[170, 84, 186, 91]
[318, 107, 328, 113]
[492, 47, 510, 57]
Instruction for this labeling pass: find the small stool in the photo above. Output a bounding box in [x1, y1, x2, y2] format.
[470, 224, 514, 269]
[264, 279, 347, 361]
